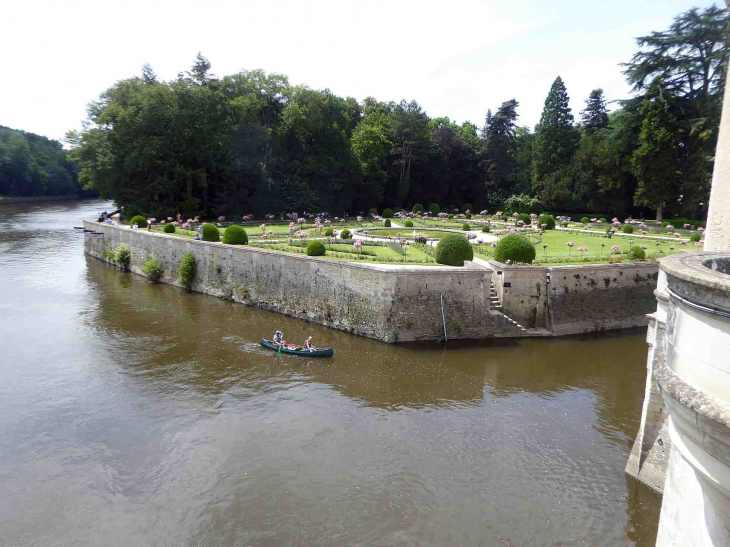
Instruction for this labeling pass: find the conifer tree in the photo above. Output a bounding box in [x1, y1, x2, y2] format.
[580, 89, 609, 133]
[482, 99, 519, 192]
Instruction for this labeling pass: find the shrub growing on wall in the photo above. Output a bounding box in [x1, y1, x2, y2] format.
[178, 252, 197, 289]
[222, 225, 248, 245]
[622, 224, 634, 234]
[164, 223, 175, 233]
[142, 257, 163, 282]
[462, 223, 470, 231]
[428, 203, 440, 215]
[383, 219, 391, 227]
[494, 234, 536, 264]
[412, 203, 424, 213]
[516, 213, 531, 225]
[628, 246, 645, 260]
[340, 229, 351, 239]
[436, 235, 473, 266]
[404, 220, 413, 227]
[114, 244, 131, 270]
[201, 223, 220, 242]
[324, 227, 334, 236]
[690, 232, 701, 242]
[129, 215, 147, 229]
[306, 241, 326, 256]
[537, 214, 556, 230]
[383, 208, 394, 218]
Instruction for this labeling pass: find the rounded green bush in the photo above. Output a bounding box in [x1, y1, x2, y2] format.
[581, 216, 590, 224]
[164, 223, 175, 233]
[324, 227, 334, 237]
[465, 212, 472, 219]
[690, 232, 701, 242]
[428, 203, 440, 215]
[129, 215, 147, 229]
[404, 220, 414, 227]
[436, 234, 474, 266]
[201, 223, 220, 242]
[368, 207, 378, 216]
[222, 225, 248, 245]
[448, 214, 454, 219]
[178, 251, 197, 289]
[622, 224, 634, 234]
[340, 229, 351, 239]
[516, 213, 531, 225]
[628, 246, 646, 260]
[412, 203, 424, 213]
[500, 214, 508, 222]
[384, 219, 391, 227]
[383, 208, 394, 218]
[306, 241, 326, 256]
[537, 214, 556, 230]
[482, 225, 490, 233]
[461, 203, 473, 214]
[462, 223, 470, 231]
[494, 234, 536, 264]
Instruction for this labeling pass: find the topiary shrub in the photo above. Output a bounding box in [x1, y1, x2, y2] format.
[306, 241, 326, 256]
[537, 214, 556, 230]
[448, 214, 454, 219]
[340, 229, 351, 239]
[114, 244, 131, 270]
[412, 203, 424, 213]
[461, 203, 473, 214]
[628, 246, 645, 260]
[516, 213, 531, 225]
[129, 215, 147, 229]
[201, 223, 220, 242]
[164, 223, 175, 233]
[581, 217, 590, 224]
[462, 223, 470, 231]
[383, 208, 394, 218]
[500, 214, 508, 222]
[622, 224, 634, 234]
[465, 212, 472, 219]
[222, 225, 248, 245]
[428, 203, 440, 215]
[436, 234, 474, 266]
[368, 207, 378, 216]
[324, 227, 334, 236]
[178, 252, 197, 289]
[142, 257, 163, 282]
[384, 219, 391, 227]
[690, 232, 701, 242]
[482, 225, 490, 233]
[404, 220, 414, 227]
[494, 234, 536, 264]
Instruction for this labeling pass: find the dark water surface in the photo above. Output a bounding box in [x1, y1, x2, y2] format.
[0, 201, 661, 546]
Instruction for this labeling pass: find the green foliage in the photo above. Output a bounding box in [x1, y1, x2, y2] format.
[404, 220, 413, 227]
[461, 203, 473, 213]
[581, 217, 590, 224]
[464, 212, 472, 219]
[142, 257, 163, 282]
[164, 223, 175, 233]
[382, 208, 393, 218]
[628, 246, 646, 260]
[411, 203, 423, 213]
[481, 225, 490, 233]
[428, 203, 440, 215]
[462, 223, 470, 231]
[340, 229, 351, 239]
[623, 224, 634, 233]
[129, 215, 147, 228]
[306, 241, 326, 256]
[503, 194, 543, 214]
[690, 232, 701, 242]
[516, 213, 531, 224]
[324, 227, 334, 236]
[494, 234, 536, 264]
[482, 100, 519, 194]
[368, 208, 378, 216]
[222, 225, 248, 245]
[383, 219, 391, 227]
[581, 89, 609, 133]
[500, 215, 508, 221]
[448, 214, 454, 219]
[436, 234, 474, 266]
[114, 244, 131, 269]
[201, 223, 219, 242]
[537, 214, 556, 230]
[177, 252, 197, 288]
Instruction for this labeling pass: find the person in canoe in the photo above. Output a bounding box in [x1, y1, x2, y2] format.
[272, 330, 285, 346]
[304, 336, 314, 352]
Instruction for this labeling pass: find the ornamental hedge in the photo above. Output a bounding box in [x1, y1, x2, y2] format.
[412, 203, 424, 213]
[340, 229, 351, 239]
[537, 214, 556, 230]
[436, 234, 474, 266]
[383, 208, 394, 218]
[368, 207, 378, 216]
[164, 223, 175, 233]
[129, 215, 147, 228]
[622, 224, 634, 234]
[384, 219, 391, 227]
[581, 217, 590, 224]
[201, 223, 220, 242]
[482, 225, 490, 233]
[516, 213, 531, 225]
[428, 203, 440, 215]
[222, 225, 248, 245]
[494, 234, 536, 264]
[404, 220, 414, 227]
[690, 232, 701, 242]
[306, 241, 326, 256]
[324, 227, 334, 236]
[462, 223, 470, 231]
[628, 246, 645, 260]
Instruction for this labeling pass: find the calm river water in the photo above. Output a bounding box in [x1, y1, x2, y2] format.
[0, 200, 661, 546]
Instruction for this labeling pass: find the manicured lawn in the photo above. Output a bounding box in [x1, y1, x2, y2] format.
[361, 229, 462, 239]
[254, 241, 434, 264]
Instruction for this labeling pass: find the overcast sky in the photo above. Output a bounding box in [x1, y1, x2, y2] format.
[1, 0, 720, 142]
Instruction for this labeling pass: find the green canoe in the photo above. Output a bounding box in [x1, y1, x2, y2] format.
[260, 339, 334, 357]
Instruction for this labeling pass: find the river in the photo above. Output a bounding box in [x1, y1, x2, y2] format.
[0, 200, 661, 546]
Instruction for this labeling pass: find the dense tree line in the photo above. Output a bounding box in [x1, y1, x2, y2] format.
[68, 5, 728, 221]
[0, 125, 83, 197]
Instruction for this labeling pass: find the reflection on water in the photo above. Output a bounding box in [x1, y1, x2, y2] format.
[0, 200, 659, 546]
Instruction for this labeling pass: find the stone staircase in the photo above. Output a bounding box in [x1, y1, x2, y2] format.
[489, 281, 502, 309]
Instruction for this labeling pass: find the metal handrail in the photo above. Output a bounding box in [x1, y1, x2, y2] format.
[666, 287, 730, 319]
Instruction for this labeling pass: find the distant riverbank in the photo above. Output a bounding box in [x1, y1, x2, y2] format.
[0, 194, 81, 205]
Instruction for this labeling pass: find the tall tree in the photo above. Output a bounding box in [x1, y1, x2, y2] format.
[482, 99, 519, 193]
[581, 89, 609, 133]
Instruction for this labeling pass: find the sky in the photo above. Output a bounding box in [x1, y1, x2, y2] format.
[1, 0, 721, 143]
